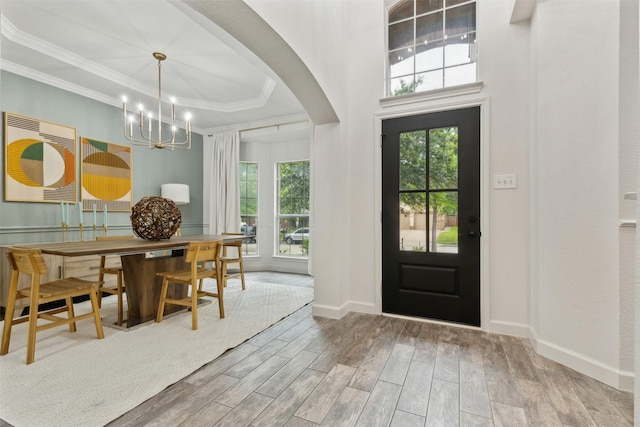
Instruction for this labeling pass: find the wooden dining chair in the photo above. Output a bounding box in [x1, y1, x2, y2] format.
[96, 235, 134, 326]
[1, 247, 104, 364]
[155, 240, 224, 330]
[220, 232, 246, 290]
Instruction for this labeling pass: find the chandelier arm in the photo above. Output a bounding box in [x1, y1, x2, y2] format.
[121, 52, 192, 150]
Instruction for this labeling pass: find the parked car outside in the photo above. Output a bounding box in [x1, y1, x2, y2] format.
[241, 222, 257, 243]
[284, 227, 309, 244]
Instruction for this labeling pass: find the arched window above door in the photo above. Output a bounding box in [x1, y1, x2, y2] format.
[387, 0, 477, 96]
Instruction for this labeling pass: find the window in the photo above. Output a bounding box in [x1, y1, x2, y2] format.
[387, 0, 477, 96]
[239, 162, 258, 255]
[276, 160, 310, 257]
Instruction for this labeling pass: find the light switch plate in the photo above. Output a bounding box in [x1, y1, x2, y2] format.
[494, 174, 517, 189]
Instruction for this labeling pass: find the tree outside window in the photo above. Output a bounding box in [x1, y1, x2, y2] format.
[277, 160, 310, 256]
[240, 162, 258, 255]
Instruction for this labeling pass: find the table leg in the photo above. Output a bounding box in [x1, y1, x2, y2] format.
[121, 252, 188, 326]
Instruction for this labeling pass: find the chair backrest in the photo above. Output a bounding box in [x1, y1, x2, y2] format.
[185, 240, 222, 264]
[222, 232, 243, 248]
[7, 247, 47, 276]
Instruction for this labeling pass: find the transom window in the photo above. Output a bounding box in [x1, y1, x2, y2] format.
[387, 0, 477, 96]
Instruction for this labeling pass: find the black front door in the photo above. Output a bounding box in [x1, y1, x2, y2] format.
[382, 107, 481, 326]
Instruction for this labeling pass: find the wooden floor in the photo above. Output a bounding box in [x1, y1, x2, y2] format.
[100, 272, 634, 427]
[2, 272, 630, 427]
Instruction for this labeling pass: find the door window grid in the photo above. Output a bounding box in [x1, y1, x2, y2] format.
[399, 127, 459, 253]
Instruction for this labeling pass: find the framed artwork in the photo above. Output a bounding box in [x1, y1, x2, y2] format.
[80, 137, 132, 212]
[4, 112, 77, 203]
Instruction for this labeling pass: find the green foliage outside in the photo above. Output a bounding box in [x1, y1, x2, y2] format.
[239, 162, 258, 215]
[279, 161, 310, 215]
[437, 227, 458, 245]
[395, 78, 458, 252]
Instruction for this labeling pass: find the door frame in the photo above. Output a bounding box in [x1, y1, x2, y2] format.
[374, 95, 491, 328]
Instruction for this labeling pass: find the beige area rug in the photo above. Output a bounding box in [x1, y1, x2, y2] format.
[0, 280, 314, 427]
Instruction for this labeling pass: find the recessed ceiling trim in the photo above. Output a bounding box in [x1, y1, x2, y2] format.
[183, 77, 276, 111]
[2, 60, 206, 134]
[1, 13, 277, 114]
[2, 60, 116, 106]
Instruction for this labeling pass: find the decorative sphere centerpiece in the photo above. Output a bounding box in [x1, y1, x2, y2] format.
[130, 196, 182, 240]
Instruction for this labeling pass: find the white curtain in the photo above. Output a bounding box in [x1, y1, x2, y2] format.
[208, 131, 241, 234]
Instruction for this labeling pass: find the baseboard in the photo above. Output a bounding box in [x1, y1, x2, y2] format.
[486, 319, 529, 337]
[347, 300, 378, 315]
[528, 327, 634, 391]
[311, 300, 378, 319]
[311, 301, 349, 319]
[310, 305, 634, 391]
[619, 370, 634, 392]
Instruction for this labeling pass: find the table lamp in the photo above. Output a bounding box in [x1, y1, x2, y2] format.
[161, 183, 190, 235]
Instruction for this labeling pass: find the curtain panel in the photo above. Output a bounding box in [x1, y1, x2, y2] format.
[207, 131, 241, 234]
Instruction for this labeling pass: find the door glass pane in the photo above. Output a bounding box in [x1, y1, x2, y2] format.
[400, 192, 427, 252]
[429, 127, 458, 189]
[428, 191, 458, 253]
[400, 131, 427, 191]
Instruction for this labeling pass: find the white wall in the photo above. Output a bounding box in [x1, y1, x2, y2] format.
[530, 0, 626, 387]
[618, 0, 639, 385]
[242, 0, 633, 389]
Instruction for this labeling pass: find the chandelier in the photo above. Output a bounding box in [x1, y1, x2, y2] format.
[122, 52, 192, 150]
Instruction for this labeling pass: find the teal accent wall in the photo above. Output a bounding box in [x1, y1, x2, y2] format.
[0, 71, 204, 244]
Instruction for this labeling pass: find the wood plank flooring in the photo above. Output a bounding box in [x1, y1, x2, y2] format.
[103, 272, 633, 427]
[3, 272, 631, 426]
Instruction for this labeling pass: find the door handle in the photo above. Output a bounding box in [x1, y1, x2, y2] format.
[468, 230, 481, 238]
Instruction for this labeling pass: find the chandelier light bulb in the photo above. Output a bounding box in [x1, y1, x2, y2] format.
[121, 52, 191, 150]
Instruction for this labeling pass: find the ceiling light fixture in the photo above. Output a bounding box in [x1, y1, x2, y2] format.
[122, 52, 192, 150]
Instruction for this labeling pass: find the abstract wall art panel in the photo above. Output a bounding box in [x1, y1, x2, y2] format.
[81, 137, 132, 212]
[4, 112, 77, 203]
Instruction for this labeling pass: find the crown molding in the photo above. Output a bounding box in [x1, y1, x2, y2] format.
[1, 14, 276, 114]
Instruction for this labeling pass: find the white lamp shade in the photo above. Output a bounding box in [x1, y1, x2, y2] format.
[161, 183, 190, 205]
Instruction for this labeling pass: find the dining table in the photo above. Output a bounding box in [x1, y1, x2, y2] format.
[12, 234, 242, 327]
